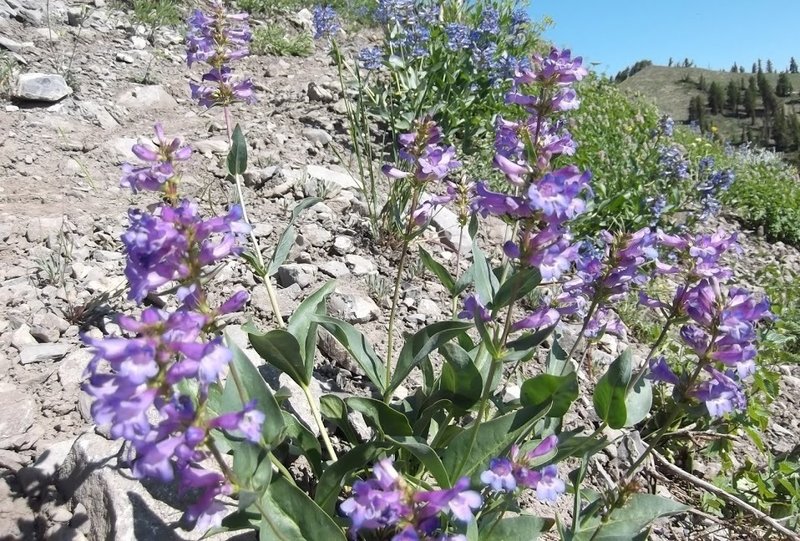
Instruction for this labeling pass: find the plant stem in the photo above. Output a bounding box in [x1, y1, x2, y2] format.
[222, 106, 285, 328]
[566, 297, 599, 362]
[384, 189, 422, 400]
[301, 383, 338, 461]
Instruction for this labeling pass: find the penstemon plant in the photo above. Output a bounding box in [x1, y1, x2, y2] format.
[79, 2, 784, 538]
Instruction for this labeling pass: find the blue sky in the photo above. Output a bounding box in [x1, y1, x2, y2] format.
[528, 1, 799, 76]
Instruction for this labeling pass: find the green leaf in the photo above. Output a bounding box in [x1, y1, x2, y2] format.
[442, 404, 551, 479]
[480, 515, 551, 540]
[388, 320, 473, 395]
[520, 372, 579, 418]
[282, 411, 323, 477]
[386, 435, 450, 487]
[227, 124, 247, 176]
[491, 267, 542, 312]
[313, 315, 386, 393]
[593, 349, 632, 429]
[249, 329, 309, 387]
[223, 333, 285, 445]
[440, 342, 482, 411]
[320, 394, 361, 445]
[503, 326, 556, 364]
[346, 397, 413, 437]
[266, 198, 322, 277]
[546, 338, 572, 376]
[624, 377, 652, 427]
[575, 494, 688, 540]
[315, 443, 386, 513]
[419, 247, 455, 293]
[471, 245, 498, 303]
[288, 280, 336, 370]
[259, 476, 345, 541]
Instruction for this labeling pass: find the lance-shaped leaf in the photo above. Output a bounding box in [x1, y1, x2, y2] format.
[266, 197, 322, 277]
[593, 349, 633, 429]
[520, 372, 579, 418]
[227, 124, 247, 176]
[346, 397, 413, 437]
[288, 280, 336, 372]
[260, 476, 345, 541]
[312, 314, 386, 393]
[491, 267, 542, 312]
[249, 329, 308, 387]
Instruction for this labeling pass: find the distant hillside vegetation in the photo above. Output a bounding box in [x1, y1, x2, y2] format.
[617, 64, 800, 163]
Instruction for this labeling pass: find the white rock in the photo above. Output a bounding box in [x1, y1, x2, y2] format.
[431, 206, 472, 255]
[115, 85, 177, 110]
[345, 254, 375, 276]
[14, 73, 72, 102]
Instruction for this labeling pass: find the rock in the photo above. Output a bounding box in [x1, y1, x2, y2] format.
[305, 164, 360, 194]
[329, 291, 380, 324]
[318, 260, 349, 278]
[345, 254, 376, 276]
[307, 81, 334, 103]
[333, 235, 354, 255]
[14, 73, 72, 102]
[293, 8, 314, 30]
[49, 506, 74, 523]
[115, 85, 177, 110]
[58, 349, 92, 394]
[19, 343, 70, 364]
[194, 138, 229, 155]
[31, 312, 69, 343]
[0, 35, 33, 52]
[302, 128, 332, 146]
[277, 263, 317, 288]
[300, 223, 332, 247]
[55, 433, 218, 541]
[77, 101, 119, 129]
[431, 206, 472, 254]
[26, 215, 64, 243]
[70, 503, 90, 534]
[416, 298, 441, 319]
[107, 137, 138, 163]
[115, 52, 135, 63]
[252, 223, 273, 238]
[0, 382, 36, 447]
[66, 7, 85, 26]
[18, 438, 77, 497]
[11, 323, 37, 349]
[130, 35, 147, 49]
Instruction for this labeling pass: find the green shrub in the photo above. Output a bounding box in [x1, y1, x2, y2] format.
[252, 25, 313, 57]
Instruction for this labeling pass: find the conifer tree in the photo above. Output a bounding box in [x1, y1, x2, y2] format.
[766, 59, 774, 73]
[699, 74, 707, 91]
[708, 81, 725, 114]
[726, 80, 740, 115]
[730, 62, 738, 72]
[790, 57, 799, 74]
[773, 105, 789, 149]
[752, 62, 757, 73]
[776, 72, 794, 97]
[745, 78, 758, 124]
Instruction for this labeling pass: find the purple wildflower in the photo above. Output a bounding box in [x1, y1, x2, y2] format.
[481, 437, 564, 502]
[121, 124, 192, 193]
[312, 5, 341, 40]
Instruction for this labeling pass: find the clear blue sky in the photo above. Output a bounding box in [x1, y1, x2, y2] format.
[528, 1, 799, 76]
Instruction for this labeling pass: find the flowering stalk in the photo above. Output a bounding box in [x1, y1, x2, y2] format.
[381, 118, 461, 401]
[86, 124, 266, 531]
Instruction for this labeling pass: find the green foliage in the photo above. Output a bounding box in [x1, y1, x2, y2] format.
[128, 0, 182, 27]
[251, 25, 313, 57]
[569, 76, 663, 233]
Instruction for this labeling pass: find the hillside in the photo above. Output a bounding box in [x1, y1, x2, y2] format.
[619, 65, 800, 156]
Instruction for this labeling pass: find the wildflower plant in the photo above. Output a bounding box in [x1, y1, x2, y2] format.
[79, 1, 785, 537]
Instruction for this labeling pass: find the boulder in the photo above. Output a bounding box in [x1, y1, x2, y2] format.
[14, 73, 72, 102]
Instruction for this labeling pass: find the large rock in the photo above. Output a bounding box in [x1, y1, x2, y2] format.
[115, 85, 177, 110]
[14, 73, 72, 102]
[304, 165, 360, 195]
[431, 206, 472, 255]
[56, 433, 248, 541]
[0, 382, 36, 448]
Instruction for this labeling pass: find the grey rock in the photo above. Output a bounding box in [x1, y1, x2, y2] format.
[107, 137, 138, 163]
[416, 298, 441, 319]
[19, 343, 70, 364]
[129, 35, 147, 49]
[115, 52, 135, 63]
[0, 35, 33, 52]
[14, 73, 72, 102]
[18, 437, 77, 497]
[26, 215, 65, 243]
[333, 235, 354, 255]
[49, 506, 74, 523]
[305, 164, 360, 193]
[11, 324, 37, 349]
[318, 260, 349, 278]
[277, 373, 323, 435]
[115, 85, 177, 110]
[70, 503, 90, 534]
[307, 81, 334, 103]
[251, 223, 273, 238]
[431, 206, 472, 254]
[277, 263, 317, 288]
[0, 382, 36, 444]
[58, 349, 92, 394]
[300, 223, 332, 247]
[66, 7, 85, 26]
[55, 433, 228, 541]
[302, 128, 332, 146]
[194, 138, 229, 155]
[31, 312, 69, 343]
[345, 254, 375, 276]
[329, 291, 380, 324]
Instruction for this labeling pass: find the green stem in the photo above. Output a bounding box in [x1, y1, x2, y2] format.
[222, 106, 285, 328]
[301, 383, 338, 461]
[566, 297, 600, 362]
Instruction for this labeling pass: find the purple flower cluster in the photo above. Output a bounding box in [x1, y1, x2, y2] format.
[695, 157, 735, 219]
[85, 126, 261, 530]
[643, 230, 772, 418]
[382, 118, 461, 226]
[121, 124, 191, 194]
[480, 436, 565, 502]
[340, 458, 481, 541]
[186, 1, 254, 108]
[657, 144, 690, 181]
[312, 5, 341, 40]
